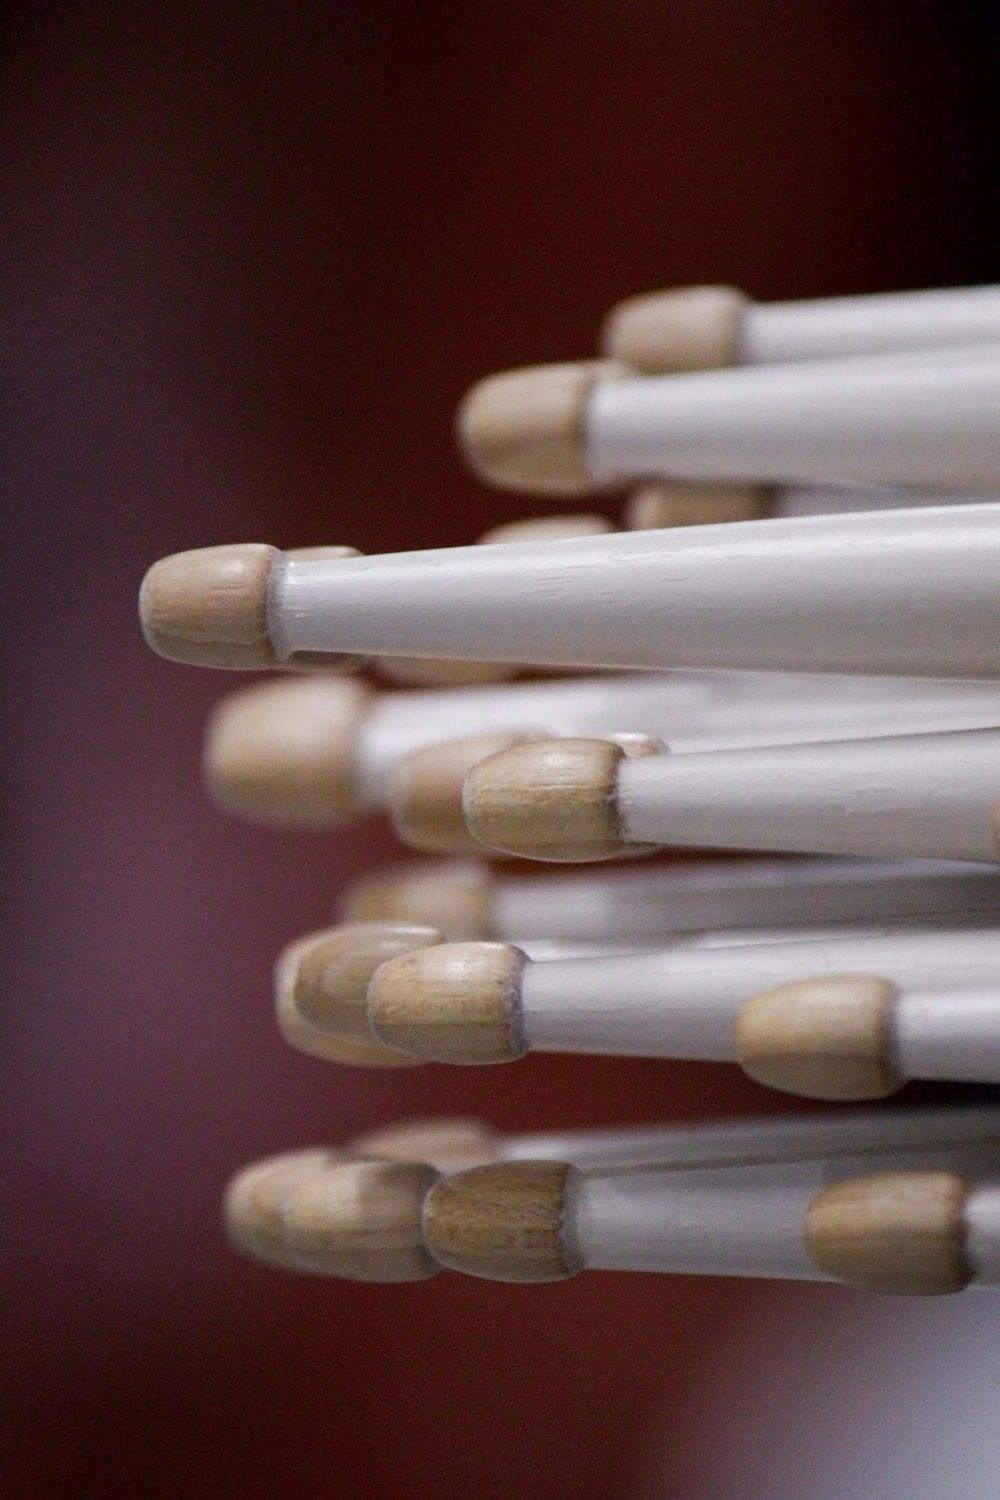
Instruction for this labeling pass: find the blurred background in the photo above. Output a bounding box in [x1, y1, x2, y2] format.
[5, 3, 1000, 1496]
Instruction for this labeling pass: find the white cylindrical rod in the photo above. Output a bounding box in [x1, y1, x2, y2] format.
[615, 729, 1000, 863]
[893, 989, 1000, 1082]
[774, 484, 1000, 517]
[586, 345, 1000, 490]
[604, 284, 1000, 372]
[268, 506, 1000, 677]
[519, 928, 1000, 1058]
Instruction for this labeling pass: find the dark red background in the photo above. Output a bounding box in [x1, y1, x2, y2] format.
[4, 4, 998, 1496]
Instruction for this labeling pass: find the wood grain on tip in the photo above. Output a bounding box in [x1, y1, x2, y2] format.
[805, 1171, 973, 1295]
[280, 1158, 441, 1282]
[463, 738, 637, 862]
[223, 1150, 335, 1268]
[601, 285, 748, 373]
[291, 921, 444, 1047]
[274, 926, 425, 1068]
[735, 976, 902, 1100]
[456, 361, 625, 494]
[204, 675, 371, 829]
[368, 941, 526, 1063]
[139, 543, 279, 668]
[424, 1162, 578, 1281]
[340, 862, 494, 941]
[389, 734, 533, 854]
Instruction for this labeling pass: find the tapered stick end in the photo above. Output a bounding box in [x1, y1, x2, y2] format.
[223, 1149, 337, 1269]
[463, 738, 628, 862]
[805, 1171, 973, 1296]
[204, 676, 371, 828]
[139, 543, 279, 668]
[456, 362, 624, 494]
[389, 734, 532, 853]
[424, 1162, 580, 1282]
[275, 921, 442, 1068]
[339, 861, 494, 941]
[601, 284, 748, 372]
[368, 941, 527, 1063]
[281, 1157, 441, 1282]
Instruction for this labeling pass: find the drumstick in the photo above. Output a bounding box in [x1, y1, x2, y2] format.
[463, 731, 1000, 865]
[341, 857, 1000, 943]
[623, 481, 1000, 529]
[224, 1104, 1000, 1280]
[365, 927, 1000, 1095]
[138, 506, 1000, 677]
[457, 344, 1000, 494]
[424, 1158, 1000, 1294]
[602, 283, 1000, 373]
[202, 668, 1000, 829]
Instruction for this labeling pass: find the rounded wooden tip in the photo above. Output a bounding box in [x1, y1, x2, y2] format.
[463, 738, 628, 862]
[339, 861, 495, 940]
[623, 482, 771, 530]
[350, 1118, 501, 1173]
[423, 1161, 580, 1282]
[281, 1157, 441, 1282]
[735, 976, 902, 1101]
[456, 361, 624, 494]
[204, 676, 372, 828]
[805, 1171, 973, 1296]
[601, 285, 748, 373]
[388, 734, 534, 854]
[139, 543, 280, 668]
[368, 941, 527, 1064]
[277, 922, 443, 1068]
[223, 1149, 336, 1269]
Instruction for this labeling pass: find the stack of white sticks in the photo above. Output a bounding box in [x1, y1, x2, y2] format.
[140, 281, 1000, 1297]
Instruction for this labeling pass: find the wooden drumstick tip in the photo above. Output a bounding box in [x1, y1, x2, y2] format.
[388, 734, 534, 854]
[735, 976, 903, 1101]
[350, 1118, 502, 1173]
[463, 738, 633, 863]
[601, 285, 749, 373]
[423, 1161, 581, 1282]
[281, 1157, 442, 1282]
[455, 361, 625, 494]
[139, 543, 280, 668]
[204, 676, 371, 829]
[339, 861, 494, 941]
[367, 941, 528, 1064]
[223, 1149, 335, 1269]
[805, 1171, 973, 1296]
[623, 482, 771, 530]
[278, 922, 443, 1068]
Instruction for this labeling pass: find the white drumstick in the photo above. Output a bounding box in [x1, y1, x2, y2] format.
[603, 283, 1000, 373]
[459, 344, 1000, 494]
[366, 927, 1000, 1096]
[342, 857, 1000, 943]
[464, 732, 1000, 864]
[140, 506, 1000, 678]
[423, 1156, 1000, 1294]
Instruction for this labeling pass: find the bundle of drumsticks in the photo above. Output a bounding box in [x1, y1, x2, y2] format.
[140, 282, 1000, 1296]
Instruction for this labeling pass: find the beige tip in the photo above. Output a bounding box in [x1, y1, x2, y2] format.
[350, 1118, 501, 1174]
[139, 543, 280, 668]
[223, 1149, 336, 1269]
[735, 976, 902, 1101]
[278, 921, 443, 1068]
[805, 1171, 973, 1296]
[377, 657, 515, 687]
[388, 733, 537, 854]
[623, 482, 771, 530]
[281, 1157, 441, 1282]
[456, 361, 625, 495]
[368, 941, 527, 1064]
[479, 513, 616, 544]
[464, 738, 636, 863]
[423, 1161, 579, 1282]
[204, 675, 371, 829]
[340, 861, 495, 940]
[601, 285, 749, 373]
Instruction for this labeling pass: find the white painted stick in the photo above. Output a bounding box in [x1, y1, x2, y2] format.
[614, 729, 1000, 863]
[605, 284, 1000, 371]
[586, 345, 1000, 489]
[774, 484, 1000, 517]
[266, 505, 1000, 677]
